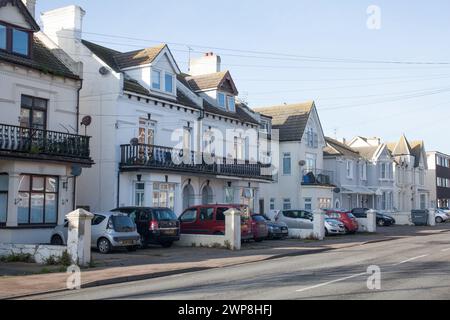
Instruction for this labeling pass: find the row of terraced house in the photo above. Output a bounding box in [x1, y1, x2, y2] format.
[0, 1, 447, 244]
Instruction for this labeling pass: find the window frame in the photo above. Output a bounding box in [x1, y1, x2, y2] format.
[134, 182, 145, 207]
[217, 92, 226, 109]
[227, 95, 236, 112]
[0, 23, 6, 51]
[283, 198, 291, 211]
[17, 174, 59, 226]
[0, 22, 32, 58]
[283, 152, 292, 176]
[151, 69, 162, 90]
[20, 95, 48, 130]
[164, 72, 174, 94]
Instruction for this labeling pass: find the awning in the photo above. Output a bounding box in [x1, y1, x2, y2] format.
[341, 186, 375, 195]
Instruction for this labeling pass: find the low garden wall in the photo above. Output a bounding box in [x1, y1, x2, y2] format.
[0, 243, 67, 264]
[389, 212, 413, 226]
[175, 234, 230, 249]
[288, 228, 316, 240]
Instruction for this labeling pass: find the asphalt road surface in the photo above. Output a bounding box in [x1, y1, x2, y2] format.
[29, 229, 450, 300]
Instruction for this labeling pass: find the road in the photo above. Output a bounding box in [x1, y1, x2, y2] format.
[29, 229, 450, 300]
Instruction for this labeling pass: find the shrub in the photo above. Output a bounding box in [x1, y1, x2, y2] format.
[0, 253, 35, 263]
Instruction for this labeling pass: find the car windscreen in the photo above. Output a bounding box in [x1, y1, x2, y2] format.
[153, 209, 177, 221]
[252, 215, 266, 222]
[112, 216, 136, 232]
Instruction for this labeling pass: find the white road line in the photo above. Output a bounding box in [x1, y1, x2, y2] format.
[393, 254, 429, 266]
[295, 272, 367, 293]
[441, 248, 450, 252]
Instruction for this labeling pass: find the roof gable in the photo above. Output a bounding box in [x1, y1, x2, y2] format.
[389, 135, 413, 156]
[0, 0, 39, 31]
[186, 71, 238, 95]
[325, 137, 360, 158]
[411, 141, 427, 168]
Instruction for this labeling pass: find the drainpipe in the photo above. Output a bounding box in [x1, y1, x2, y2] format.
[116, 170, 120, 208]
[73, 78, 83, 211]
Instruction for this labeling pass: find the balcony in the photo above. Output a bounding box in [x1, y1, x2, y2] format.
[120, 144, 273, 181]
[0, 123, 92, 165]
[301, 169, 335, 186]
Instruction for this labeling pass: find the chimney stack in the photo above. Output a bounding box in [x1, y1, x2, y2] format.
[41, 5, 86, 44]
[189, 52, 222, 76]
[21, 0, 36, 19]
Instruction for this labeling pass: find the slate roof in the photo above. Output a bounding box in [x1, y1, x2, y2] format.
[254, 102, 314, 142]
[0, 0, 40, 31]
[410, 141, 425, 168]
[387, 135, 413, 156]
[185, 71, 238, 95]
[351, 146, 379, 160]
[324, 137, 360, 158]
[0, 35, 79, 79]
[81, 40, 166, 71]
[123, 79, 201, 110]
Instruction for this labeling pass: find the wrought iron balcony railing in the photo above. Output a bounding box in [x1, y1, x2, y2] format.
[301, 168, 335, 186]
[0, 123, 92, 163]
[120, 144, 273, 181]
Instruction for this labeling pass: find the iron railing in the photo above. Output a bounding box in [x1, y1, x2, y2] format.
[0, 123, 91, 160]
[302, 168, 335, 186]
[120, 143, 273, 180]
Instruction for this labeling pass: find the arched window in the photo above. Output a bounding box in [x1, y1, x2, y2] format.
[182, 184, 195, 210]
[201, 185, 214, 205]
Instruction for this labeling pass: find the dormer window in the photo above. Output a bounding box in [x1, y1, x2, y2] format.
[0, 23, 31, 57]
[227, 96, 236, 112]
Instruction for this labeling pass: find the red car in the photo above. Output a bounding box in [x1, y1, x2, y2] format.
[325, 210, 359, 234]
[250, 214, 269, 242]
[179, 204, 253, 240]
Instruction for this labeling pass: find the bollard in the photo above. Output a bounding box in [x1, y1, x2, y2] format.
[224, 208, 241, 250]
[428, 208, 436, 227]
[66, 209, 94, 266]
[366, 209, 377, 233]
[313, 209, 325, 240]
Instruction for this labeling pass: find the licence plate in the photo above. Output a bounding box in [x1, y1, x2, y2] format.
[282, 229, 288, 233]
[164, 229, 177, 236]
[121, 240, 134, 245]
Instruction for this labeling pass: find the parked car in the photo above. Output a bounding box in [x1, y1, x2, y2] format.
[50, 212, 140, 254]
[112, 207, 180, 248]
[262, 215, 289, 239]
[275, 210, 313, 229]
[435, 209, 450, 224]
[325, 218, 346, 236]
[351, 208, 396, 227]
[251, 214, 269, 242]
[179, 204, 253, 240]
[325, 210, 359, 234]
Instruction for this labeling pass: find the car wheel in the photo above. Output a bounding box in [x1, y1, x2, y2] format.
[50, 235, 63, 246]
[325, 228, 329, 236]
[161, 241, 173, 248]
[97, 238, 112, 254]
[378, 219, 385, 227]
[436, 217, 444, 224]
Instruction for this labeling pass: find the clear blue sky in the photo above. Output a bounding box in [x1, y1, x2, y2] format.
[37, 0, 450, 153]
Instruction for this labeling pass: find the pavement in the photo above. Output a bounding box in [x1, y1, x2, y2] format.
[2, 224, 450, 300]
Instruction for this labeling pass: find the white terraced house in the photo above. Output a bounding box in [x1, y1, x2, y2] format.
[40, 5, 273, 215]
[0, 0, 92, 244]
[255, 102, 335, 215]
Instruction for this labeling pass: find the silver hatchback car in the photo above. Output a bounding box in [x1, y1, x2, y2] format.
[50, 212, 141, 254]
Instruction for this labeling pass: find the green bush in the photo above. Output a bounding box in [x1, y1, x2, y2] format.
[0, 253, 35, 263]
[44, 251, 72, 267]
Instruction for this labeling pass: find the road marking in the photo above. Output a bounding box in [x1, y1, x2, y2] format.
[441, 248, 450, 252]
[393, 254, 429, 266]
[295, 272, 367, 293]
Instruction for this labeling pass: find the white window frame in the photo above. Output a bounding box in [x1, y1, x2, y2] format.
[304, 197, 312, 211]
[164, 72, 174, 94]
[217, 92, 226, 109]
[134, 182, 145, 207]
[283, 199, 291, 210]
[152, 69, 161, 90]
[227, 95, 236, 112]
[269, 198, 275, 211]
[346, 160, 354, 179]
[283, 152, 292, 176]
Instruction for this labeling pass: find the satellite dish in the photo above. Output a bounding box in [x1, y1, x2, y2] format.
[299, 160, 306, 167]
[333, 187, 341, 194]
[99, 66, 110, 76]
[81, 116, 92, 127]
[130, 138, 139, 146]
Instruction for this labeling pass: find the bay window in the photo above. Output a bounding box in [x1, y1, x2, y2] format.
[17, 175, 58, 225]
